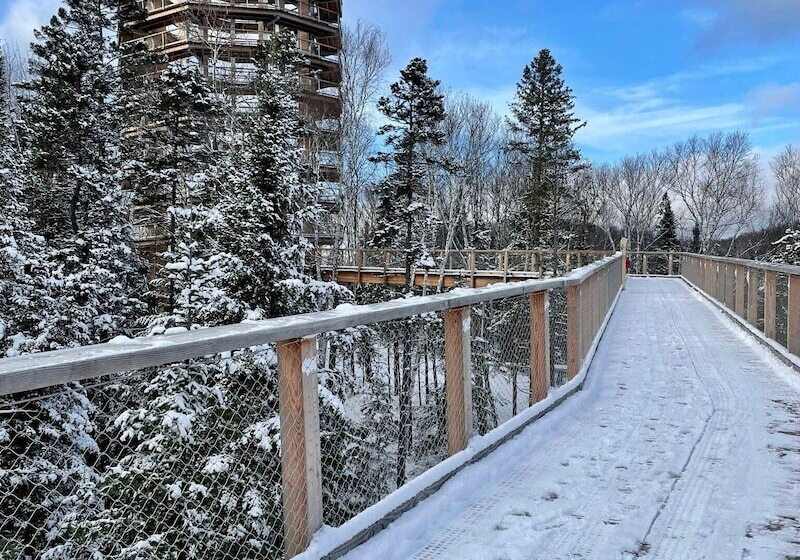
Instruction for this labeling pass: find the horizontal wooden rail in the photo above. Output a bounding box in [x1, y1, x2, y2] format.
[0, 254, 622, 398]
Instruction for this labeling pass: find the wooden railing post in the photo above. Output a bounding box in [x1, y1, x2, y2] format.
[734, 265, 745, 317]
[789, 274, 800, 356]
[747, 267, 759, 327]
[277, 338, 323, 558]
[502, 250, 509, 282]
[620, 238, 628, 290]
[469, 250, 476, 288]
[668, 252, 675, 276]
[725, 264, 735, 309]
[642, 254, 649, 276]
[444, 307, 473, 455]
[764, 270, 777, 340]
[530, 291, 550, 404]
[566, 283, 582, 380]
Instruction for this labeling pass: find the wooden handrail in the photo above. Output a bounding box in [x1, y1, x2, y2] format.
[0, 254, 622, 397]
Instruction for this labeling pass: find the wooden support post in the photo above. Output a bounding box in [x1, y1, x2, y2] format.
[734, 265, 745, 317]
[620, 238, 628, 290]
[643, 255, 649, 276]
[565, 252, 572, 271]
[668, 253, 675, 276]
[747, 268, 759, 327]
[530, 291, 550, 405]
[469, 250, 476, 288]
[725, 264, 735, 309]
[566, 284, 582, 380]
[444, 307, 473, 455]
[537, 252, 544, 276]
[356, 249, 364, 285]
[764, 270, 777, 340]
[277, 338, 322, 558]
[502, 250, 509, 282]
[789, 275, 800, 356]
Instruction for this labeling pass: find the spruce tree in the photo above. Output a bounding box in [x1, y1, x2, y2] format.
[656, 192, 679, 250]
[1, 1, 145, 553]
[371, 57, 446, 291]
[20, 0, 144, 345]
[508, 49, 585, 262]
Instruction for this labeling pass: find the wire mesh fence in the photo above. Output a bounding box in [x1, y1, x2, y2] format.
[0, 350, 289, 560]
[0, 255, 625, 560]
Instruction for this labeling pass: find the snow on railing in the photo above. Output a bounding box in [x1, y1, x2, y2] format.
[0, 253, 624, 559]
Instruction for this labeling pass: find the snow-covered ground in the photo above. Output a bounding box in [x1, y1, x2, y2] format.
[341, 277, 800, 560]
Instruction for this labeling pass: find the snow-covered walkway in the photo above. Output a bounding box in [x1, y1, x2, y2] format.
[343, 277, 800, 560]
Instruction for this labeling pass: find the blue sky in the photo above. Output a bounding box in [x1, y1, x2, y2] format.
[344, 0, 800, 164]
[0, 0, 798, 164]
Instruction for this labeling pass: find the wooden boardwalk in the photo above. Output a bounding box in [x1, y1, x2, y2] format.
[341, 278, 800, 560]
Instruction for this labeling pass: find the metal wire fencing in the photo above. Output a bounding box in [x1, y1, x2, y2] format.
[0, 255, 624, 560]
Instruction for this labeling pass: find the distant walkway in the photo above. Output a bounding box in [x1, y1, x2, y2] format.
[343, 278, 800, 560]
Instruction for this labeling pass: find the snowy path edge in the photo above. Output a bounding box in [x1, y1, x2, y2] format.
[296, 288, 625, 560]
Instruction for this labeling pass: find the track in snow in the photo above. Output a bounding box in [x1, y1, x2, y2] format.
[342, 278, 800, 560]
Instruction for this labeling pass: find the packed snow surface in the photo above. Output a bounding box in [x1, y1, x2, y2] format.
[342, 278, 800, 560]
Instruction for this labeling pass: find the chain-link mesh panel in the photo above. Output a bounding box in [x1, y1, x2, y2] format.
[316, 313, 448, 529]
[776, 273, 789, 347]
[549, 286, 569, 388]
[470, 296, 532, 436]
[0, 349, 290, 559]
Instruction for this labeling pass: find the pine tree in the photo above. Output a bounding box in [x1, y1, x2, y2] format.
[656, 192, 679, 250]
[508, 49, 585, 262]
[369, 59, 446, 486]
[371, 58, 446, 291]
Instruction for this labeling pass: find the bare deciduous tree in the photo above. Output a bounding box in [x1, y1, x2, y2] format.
[339, 20, 392, 249]
[771, 144, 800, 226]
[665, 132, 762, 254]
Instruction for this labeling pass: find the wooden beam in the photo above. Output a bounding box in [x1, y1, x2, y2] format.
[530, 291, 550, 404]
[725, 264, 735, 309]
[764, 270, 777, 340]
[734, 265, 745, 317]
[444, 307, 473, 455]
[278, 338, 323, 558]
[747, 267, 759, 327]
[566, 284, 582, 380]
[789, 274, 800, 356]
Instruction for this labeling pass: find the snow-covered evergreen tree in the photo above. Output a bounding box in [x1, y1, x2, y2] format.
[1, 1, 146, 551]
[772, 229, 800, 265]
[370, 58, 446, 291]
[20, 0, 144, 346]
[656, 192, 679, 250]
[220, 31, 342, 319]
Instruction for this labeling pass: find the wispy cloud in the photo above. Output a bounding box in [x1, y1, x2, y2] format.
[746, 82, 800, 120]
[688, 0, 800, 49]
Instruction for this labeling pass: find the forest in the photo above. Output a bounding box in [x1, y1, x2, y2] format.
[0, 1, 798, 559]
